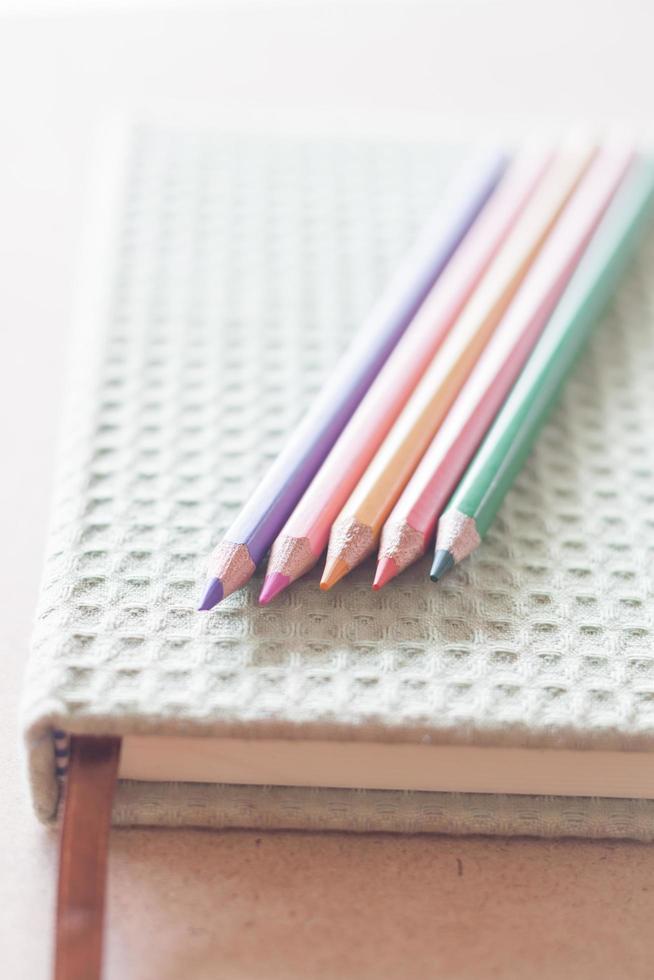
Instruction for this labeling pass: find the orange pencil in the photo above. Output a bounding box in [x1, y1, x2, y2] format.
[258, 150, 550, 602]
[320, 142, 595, 590]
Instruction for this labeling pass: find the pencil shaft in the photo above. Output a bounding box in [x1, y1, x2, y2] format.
[264, 151, 548, 586]
[226, 153, 505, 562]
[323, 144, 594, 582]
[441, 156, 654, 558]
[380, 147, 633, 577]
[204, 152, 504, 580]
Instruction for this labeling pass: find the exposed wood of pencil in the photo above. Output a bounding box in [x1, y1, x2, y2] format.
[259, 151, 550, 603]
[375, 146, 633, 587]
[320, 143, 595, 590]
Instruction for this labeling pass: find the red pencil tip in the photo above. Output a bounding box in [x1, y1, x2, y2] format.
[259, 572, 290, 605]
[372, 556, 399, 591]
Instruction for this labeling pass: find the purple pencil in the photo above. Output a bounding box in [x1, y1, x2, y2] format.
[198, 149, 507, 609]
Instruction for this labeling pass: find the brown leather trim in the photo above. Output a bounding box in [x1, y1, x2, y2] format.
[55, 737, 121, 980]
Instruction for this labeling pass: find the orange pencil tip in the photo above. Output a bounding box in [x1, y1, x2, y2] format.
[372, 556, 398, 591]
[320, 557, 351, 591]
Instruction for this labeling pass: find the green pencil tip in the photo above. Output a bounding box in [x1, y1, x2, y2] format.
[430, 549, 454, 582]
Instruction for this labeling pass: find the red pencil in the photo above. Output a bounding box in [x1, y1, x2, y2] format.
[374, 145, 633, 588]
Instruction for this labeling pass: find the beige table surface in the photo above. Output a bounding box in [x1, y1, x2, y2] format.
[3, 3, 654, 977]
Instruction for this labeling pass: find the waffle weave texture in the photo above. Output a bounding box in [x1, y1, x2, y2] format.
[22, 125, 654, 836]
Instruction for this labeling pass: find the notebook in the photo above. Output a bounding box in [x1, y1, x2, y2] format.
[22, 123, 654, 840]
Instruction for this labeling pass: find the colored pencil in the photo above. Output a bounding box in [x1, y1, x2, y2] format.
[258, 150, 550, 603]
[197, 150, 507, 610]
[431, 155, 654, 582]
[320, 143, 595, 591]
[374, 147, 633, 588]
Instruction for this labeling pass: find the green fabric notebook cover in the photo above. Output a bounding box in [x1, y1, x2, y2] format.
[21, 123, 654, 839]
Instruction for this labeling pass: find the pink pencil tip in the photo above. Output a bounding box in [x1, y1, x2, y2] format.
[372, 557, 399, 591]
[258, 572, 290, 605]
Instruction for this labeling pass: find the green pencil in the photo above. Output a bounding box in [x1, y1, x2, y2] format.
[430, 156, 654, 582]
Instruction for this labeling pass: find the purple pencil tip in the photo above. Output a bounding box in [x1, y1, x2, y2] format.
[259, 572, 290, 605]
[197, 577, 224, 611]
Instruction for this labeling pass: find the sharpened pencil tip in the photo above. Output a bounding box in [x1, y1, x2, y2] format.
[372, 556, 399, 591]
[197, 577, 224, 611]
[320, 557, 351, 591]
[430, 549, 455, 582]
[259, 572, 290, 605]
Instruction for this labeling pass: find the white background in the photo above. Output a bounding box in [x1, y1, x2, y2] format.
[2, 2, 654, 977]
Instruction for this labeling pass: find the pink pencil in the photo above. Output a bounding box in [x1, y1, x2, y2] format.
[374, 145, 634, 589]
[259, 149, 551, 603]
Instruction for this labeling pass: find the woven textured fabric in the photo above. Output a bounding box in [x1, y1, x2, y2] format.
[22, 124, 654, 835]
[111, 781, 654, 842]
